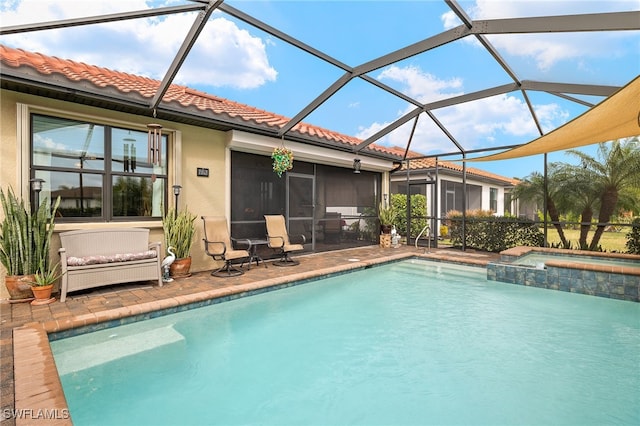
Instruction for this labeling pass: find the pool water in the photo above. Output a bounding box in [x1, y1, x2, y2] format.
[51, 259, 640, 425]
[515, 252, 639, 268]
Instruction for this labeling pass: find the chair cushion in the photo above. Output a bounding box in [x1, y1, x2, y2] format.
[283, 244, 304, 252]
[66, 250, 157, 266]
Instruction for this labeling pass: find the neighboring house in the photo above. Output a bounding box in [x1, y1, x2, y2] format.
[388, 147, 523, 236]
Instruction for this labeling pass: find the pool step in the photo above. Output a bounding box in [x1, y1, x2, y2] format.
[54, 326, 185, 375]
[389, 261, 483, 280]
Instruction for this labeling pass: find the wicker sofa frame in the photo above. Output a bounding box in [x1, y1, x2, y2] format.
[58, 228, 163, 302]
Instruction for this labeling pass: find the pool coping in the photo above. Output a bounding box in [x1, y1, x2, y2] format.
[12, 251, 421, 425]
[499, 246, 640, 276]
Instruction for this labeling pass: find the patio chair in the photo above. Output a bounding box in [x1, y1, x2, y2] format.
[323, 212, 342, 243]
[202, 216, 250, 277]
[264, 215, 306, 266]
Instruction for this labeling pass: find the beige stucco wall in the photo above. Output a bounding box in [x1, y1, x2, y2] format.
[0, 89, 228, 300]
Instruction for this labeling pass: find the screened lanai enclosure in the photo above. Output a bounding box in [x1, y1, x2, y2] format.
[1, 0, 638, 253]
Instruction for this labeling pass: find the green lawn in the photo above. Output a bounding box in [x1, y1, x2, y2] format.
[545, 228, 629, 252]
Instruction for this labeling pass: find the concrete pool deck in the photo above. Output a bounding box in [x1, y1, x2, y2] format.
[0, 245, 498, 425]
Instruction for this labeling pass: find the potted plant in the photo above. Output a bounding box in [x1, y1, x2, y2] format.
[271, 147, 294, 177]
[0, 187, 60, 302]
[378, 201, 397, 234]
[162, 207, 196, 278]
[30, 260, 64, 305]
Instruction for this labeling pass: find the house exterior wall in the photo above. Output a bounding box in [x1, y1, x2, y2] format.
[0, 89, 229, 299]
[0, 88, 396, 300]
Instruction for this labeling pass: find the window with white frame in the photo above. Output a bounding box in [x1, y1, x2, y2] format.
[490, 187, 498, 212]
[31, 114, 168, 221]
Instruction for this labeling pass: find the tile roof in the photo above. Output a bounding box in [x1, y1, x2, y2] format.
[386, 146, 519, 185]
[0, 44, 394, 157]
[0, 44, 515, 185]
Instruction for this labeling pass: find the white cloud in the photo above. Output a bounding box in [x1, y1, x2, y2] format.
[177, 17, 278, 88]
[34, 134, 68, 152]
[0, 0, 277, 89]
[377, 65, 463, 103]
[356, 64, 569, 153]
[441, 0, 640, 72]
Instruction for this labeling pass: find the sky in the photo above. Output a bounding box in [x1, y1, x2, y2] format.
[1, 0, 639, 179]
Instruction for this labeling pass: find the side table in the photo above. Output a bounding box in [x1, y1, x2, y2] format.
[247, 239, 269, 269]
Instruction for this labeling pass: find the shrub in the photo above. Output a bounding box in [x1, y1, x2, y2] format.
[626, 218, 640, 254]
[390, 193, 427, 237]
[446, 210, 543, 252]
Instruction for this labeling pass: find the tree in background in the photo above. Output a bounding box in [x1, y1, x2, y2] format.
[566, 138, 640, 250]
[511, 168, 569, 248]
[551, 164, 601, 249]
[512, 138, 639, 252]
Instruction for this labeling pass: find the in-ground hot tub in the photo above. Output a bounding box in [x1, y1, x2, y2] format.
[487, 247, 640, 302]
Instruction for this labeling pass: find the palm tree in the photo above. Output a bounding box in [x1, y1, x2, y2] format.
[511, 168, 569, 248]
[566, 138, 640, 250]
[552, 164, 600, 249]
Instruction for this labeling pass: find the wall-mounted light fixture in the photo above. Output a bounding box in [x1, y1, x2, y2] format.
[172, 184, 182, 218]
[353, 158, 361, 174]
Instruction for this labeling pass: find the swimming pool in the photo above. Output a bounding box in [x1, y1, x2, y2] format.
[51, 259, 640, 425]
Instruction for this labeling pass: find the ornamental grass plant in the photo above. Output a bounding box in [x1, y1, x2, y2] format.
[163, 207, 197, 259]
[0, 186, 60, 276]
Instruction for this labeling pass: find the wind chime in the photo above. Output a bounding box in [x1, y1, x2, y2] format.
[147, 123, 163, 166]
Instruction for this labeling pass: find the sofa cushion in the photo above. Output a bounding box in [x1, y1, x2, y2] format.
[66, 250, 158, 266]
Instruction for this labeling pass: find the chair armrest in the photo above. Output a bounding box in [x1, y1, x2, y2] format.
[290, 234, 306, 244]
[148, 241, 161, 252]
[203, 239, 228, 256]
[231, 237, 252, 250]
[58, 247, 68, 272]
[266, 235, 285, 248]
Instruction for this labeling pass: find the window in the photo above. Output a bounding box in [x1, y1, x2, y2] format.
[490, 188, 498, 212]
[440, 180, 482, 216]
[504, 191, 512, 215]
[31, 114, 168, 221]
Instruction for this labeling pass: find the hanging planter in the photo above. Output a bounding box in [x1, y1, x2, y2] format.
[271, 146, 294, 177]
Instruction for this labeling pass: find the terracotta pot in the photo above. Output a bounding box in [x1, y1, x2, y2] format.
[31, 284, 55, 305]
[4, 274, 35, 302]
[170, 257, 192, 278]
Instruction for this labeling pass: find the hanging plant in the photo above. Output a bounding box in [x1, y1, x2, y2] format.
[271, 147, 294, 177]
